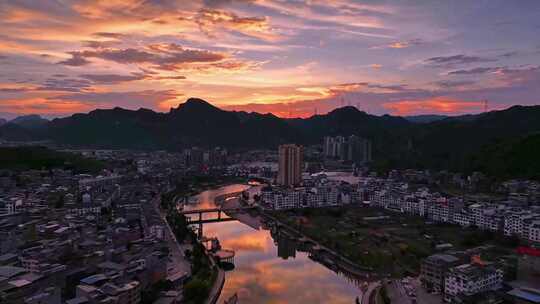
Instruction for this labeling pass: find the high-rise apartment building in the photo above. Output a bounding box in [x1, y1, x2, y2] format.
[323, 135, 372, 163]
[277, 144, 303, 187]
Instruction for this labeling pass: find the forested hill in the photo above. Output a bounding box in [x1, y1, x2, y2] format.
[1, 98, 539, 179]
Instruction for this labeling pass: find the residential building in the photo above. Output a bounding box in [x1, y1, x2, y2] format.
[277, 144, 303, 187]
[421, 254, 461, 293]
[323, 135, 372, 163]
[444, 264, 504, 303]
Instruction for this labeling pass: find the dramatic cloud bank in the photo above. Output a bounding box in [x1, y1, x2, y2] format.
[0, 0, 539, 118]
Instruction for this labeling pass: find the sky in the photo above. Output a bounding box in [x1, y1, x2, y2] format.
[1, 0, 540, 119]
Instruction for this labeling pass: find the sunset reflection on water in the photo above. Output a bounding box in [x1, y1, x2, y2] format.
[186, 185, 362, 303]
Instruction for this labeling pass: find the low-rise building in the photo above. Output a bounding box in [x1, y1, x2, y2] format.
[421, 254, 461, 293]
[444, 263, 503, 303]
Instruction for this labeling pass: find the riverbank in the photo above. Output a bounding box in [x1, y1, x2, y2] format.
[161, 178, 247, 304]
[181, 183, 366, 303]
[163, 176, 246, 207]
[161, 198, 214, 304]
[221, 192, 377, 278]
[267, 205, 516, 277]
[204, 255, 225, 304]
[259, 210, 375, 278]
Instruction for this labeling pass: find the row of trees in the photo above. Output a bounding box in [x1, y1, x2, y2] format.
[165, 211, 218, 304]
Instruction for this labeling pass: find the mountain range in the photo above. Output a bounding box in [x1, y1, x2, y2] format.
[403, 115, 448, 123]
[1, 98, 539, 178]
[9, 114, 49, 129]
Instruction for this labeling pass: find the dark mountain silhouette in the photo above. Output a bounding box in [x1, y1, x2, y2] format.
[0, 123, 41, 141]
[405, 114, 448, 123]
[46, 107, 164, 149]
[43, 98, 300, 149]
[407, 105, 540, 171]
[465, 133, 540, 180]
[0, 118, 6, 126]
[10, 114, 49, 129]
[1, 98, 539, 178]
[0, 146, 103, 173]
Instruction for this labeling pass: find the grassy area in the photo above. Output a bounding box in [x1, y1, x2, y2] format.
[271, 206, 517, 277]
[0, 146, 104, 173]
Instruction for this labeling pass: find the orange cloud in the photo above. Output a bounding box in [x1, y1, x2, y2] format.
[370, 39, 422, 50]
[0, 98, 92, 115]
[388, 42, 408, 48]
[382, 97, 484, 115]
[197, 9, 282, 41]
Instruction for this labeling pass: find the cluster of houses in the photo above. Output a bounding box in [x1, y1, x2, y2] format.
[366, 178, 540, 244]
[0, 151, 188, 304]
[421, 246, 540, 303]
[259, 171, 540, 302]
[260, 174, 353, 210]
[0, 201, 169, 304]
[261, 173, 540, 244]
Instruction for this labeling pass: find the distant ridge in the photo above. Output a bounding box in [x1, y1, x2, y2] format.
[10, 114, 49, 129]
[405, 114, 448, 123]
[171, 97, 222, 113]
[1, 98, 539, 178]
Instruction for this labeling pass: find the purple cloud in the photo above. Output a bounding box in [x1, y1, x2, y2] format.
[58, 44, 231, 71]
[92, 32, 125, 39]
[425, 54, 496, 67]
[447, 67, 500, 75]
[79, 73, 145, 84]
[58, 52, 91, 66]
[434, 80, 476, 88]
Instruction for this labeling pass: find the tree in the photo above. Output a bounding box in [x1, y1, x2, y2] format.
[183, 277, 211, 304]
[55, 195, 65, 208]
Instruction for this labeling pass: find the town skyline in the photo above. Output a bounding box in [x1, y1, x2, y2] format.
[1, 1, 540, 118]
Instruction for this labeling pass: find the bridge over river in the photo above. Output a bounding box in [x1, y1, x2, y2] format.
[179, 206, 256, 224]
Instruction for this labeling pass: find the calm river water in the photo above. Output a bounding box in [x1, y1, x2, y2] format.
[183, 184, 363, 304]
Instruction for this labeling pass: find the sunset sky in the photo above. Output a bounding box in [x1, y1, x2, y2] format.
[1, 0, 539, 119]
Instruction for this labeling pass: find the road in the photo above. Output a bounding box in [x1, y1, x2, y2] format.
[154, 191, 226, 304]
[410, 277, 442, 304]
[361, 281, 381, 304]
[387, 279, 413, 304]
[152, 194, 192, 283]
[387, 277, 444, 304]
[204, 256, 225, 304]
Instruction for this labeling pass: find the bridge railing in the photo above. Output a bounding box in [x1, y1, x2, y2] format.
[179, 206, 255, 215]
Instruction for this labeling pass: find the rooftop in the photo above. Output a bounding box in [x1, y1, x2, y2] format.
[0, 266, 26, 279]
[80, 273, 108, 285]
[427, 254, 459, 263]
[508, 287, 540, 303]
[66, 297, 89, 304]
[450, 263, 499, 279]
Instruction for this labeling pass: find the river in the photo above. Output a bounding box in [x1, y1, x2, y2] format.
[183, 184, 364, 304]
